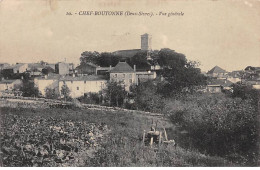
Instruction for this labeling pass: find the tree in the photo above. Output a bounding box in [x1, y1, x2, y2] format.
[80, 51, 100, 65]
[60, 84, 71, 101]
[127, 51, 151, 70]
[45, 87, 59, 99]
[20, 80, 39, 97]
[158, 48, 206, 96]
[42, 66, 55, 75]
[130, 80, 165, 112]
[96, 52, 120, 67]
[103, 81, 126, 107]
[231, 82, 258, 100]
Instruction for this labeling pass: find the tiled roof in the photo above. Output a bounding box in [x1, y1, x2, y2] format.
[60, 75, 106, 81]
[75, 62, 98, 70]
[207, 66, 227, 74]
[208, 79, 233, 87]
[35, 73, 61, 80]
[110, 62, 135, 73]
[4, 63, 26, 70]
[0, 79, 21, 84]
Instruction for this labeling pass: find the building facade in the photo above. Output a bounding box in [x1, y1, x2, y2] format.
[110, 62, 136, 91]
[34, 74, 61, 96]
[59, 75, 106, 98]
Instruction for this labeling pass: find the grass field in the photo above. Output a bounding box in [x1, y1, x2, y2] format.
[0, 106, 237, 167]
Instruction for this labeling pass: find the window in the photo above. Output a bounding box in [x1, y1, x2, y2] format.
[77, 87, 79, 90]
[129, 74, 132, 78]
[129, 79, 132, 83]
[115, 74, 117, 78]
[123, 74, 125, 78]
[71, 81, 73, 83]
[84, 80, 86, 84]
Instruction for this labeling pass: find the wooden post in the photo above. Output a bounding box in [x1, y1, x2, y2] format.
[150, 137, 153, 147]
[164, 128, 168, 141]
[142, 130, 146, 144]
[159, 132, 162, 147]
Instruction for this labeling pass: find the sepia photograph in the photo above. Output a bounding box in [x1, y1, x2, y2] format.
[0, 0, 259, 167]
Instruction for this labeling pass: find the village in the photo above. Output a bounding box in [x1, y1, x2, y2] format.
[0, 34, 259, 101]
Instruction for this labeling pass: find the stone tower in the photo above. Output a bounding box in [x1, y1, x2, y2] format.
[141, 33, 152, 51]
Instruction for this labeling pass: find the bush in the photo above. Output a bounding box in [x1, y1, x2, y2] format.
[164, 92, 259, 165]
[78, 92, 102, 104]
[45, 87, 59, 99]
[20, 80, 39, 97]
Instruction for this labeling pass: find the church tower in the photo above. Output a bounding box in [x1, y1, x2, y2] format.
[141, 33, 152, 51]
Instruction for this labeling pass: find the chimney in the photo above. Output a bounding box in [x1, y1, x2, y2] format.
[110, 65, 112, 71]
[134, 65, 136, 72]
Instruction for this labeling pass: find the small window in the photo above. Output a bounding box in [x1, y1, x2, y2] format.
[77, 87, 79, 90]
[115, 74, 117, 78]
[129, 79, 132, 83]
[84, 80, 86, 84]
[71, 81, 73, 83]
[123, 74, 125, 78]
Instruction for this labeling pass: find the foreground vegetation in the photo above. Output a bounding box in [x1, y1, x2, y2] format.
[164, 92, 259, 166]
[0, 107, 236, 166]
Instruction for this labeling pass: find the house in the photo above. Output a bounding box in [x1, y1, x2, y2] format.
[75, 62, 98, 75]
[0, 63, 10, 70]
[55, 62, 74, 75]
[2, 63, 29, 79]
[110, 62, 137, 91]
[59, 75, 106, 98]
[26, 63, 45, 77]
[136, 71, 156, 84]
[206, 79, 233, 93]
[207, 66, 228, 78]
[2, 63, 28, 74]
[34, 74, 61, 96]
[226, 71, 242, 83]
[0, 79, 22, 92]
[245, 66, 260, 73]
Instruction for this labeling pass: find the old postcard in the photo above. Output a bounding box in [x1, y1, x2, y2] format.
[0, 0, 259, 167]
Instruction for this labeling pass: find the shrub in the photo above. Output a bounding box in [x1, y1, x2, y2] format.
[164, 92, 259, 165]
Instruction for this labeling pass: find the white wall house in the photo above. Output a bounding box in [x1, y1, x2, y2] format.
[110, 62, 137, 91]
[34, 74, 60, 96]
[0, 79, 22, 91]
[59, 75, 106, 98]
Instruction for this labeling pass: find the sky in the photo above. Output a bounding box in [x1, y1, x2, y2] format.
[0, 0, 260, 72]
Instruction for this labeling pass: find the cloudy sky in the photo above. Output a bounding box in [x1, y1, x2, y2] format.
[0, 0, 260, 72]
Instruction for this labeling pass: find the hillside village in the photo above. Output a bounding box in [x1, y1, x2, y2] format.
[1, 34, 259, 167]
[0, 34, 259, 100]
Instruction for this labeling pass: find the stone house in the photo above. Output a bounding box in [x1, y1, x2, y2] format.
[110, 62, 137, 91]
[59, 75, 106, 98]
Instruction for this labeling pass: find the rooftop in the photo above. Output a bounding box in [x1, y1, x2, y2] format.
[208, 79, 233, 87]
[0, 79, 21, 84]
[110, 62, 135, 73]
[207, 66, 227, 74]
[60, 75, 106, 81]
[4, 63, 27, 70]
